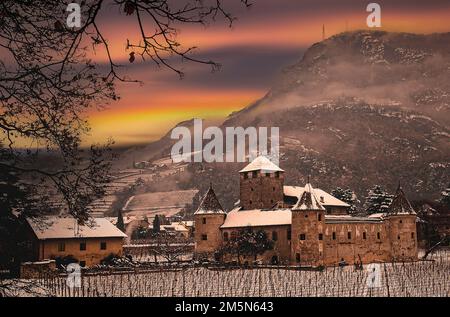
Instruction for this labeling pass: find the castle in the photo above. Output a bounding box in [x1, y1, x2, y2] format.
[194, 156, 418, 266]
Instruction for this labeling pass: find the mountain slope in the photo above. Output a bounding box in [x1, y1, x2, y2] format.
[117, 31, 450, 208]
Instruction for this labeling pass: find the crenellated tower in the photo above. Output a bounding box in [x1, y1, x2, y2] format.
[239, 156, 284, 210]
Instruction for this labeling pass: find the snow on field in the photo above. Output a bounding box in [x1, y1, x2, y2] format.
[13, 256, 448, 297]
[125, 190, 198, 212]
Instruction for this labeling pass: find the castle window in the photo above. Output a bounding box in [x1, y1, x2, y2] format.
[299, 234, 306, 241]
[287, 229, 291, 241]
[275, 172, 280, 178]
[398, 235, 401, 240]
[244, 173, 248, 179]
[223, 232, 229, 241]
[273, 187, 275, 191]
[411, 232, 415, 239]
[363, 232, 367, 240]
[201, 234, 208, 241]
[399, 220, 403, 223]
[202, 218, 206, 224]
[270, 199, 274, 204]
[251, 187, 254, 191]
[266, 173, 271, 177]
[295, 253, 300, 263]
[272, 231, 278, 241]
[100, 242, 107, 250]
[80, 242, 86, 251]
[347, 232, 352, 240]
[231, 231, 237, 240]
[318, 214, 322, 221]
[377, 232, 381, 240]
[252, 171, 257, 178]
[304, 214, 308, 218]
[58, 243, 65, 252]
[249, 200, 252, 205]
[79, 261, 86, 268]
[332, 232, 336, 240]
[318, 233, 323, 240]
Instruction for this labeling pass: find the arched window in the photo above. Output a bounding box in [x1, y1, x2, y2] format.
[223, 232, 229, 241]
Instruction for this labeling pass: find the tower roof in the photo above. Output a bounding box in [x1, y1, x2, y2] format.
[388, 185, 416, 215]
[292, 183, 325, 211]
[194, 185, 226, 215]
[239, 156, 284, 173]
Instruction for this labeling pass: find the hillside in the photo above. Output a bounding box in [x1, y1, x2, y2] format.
[116, 31, 450, 210]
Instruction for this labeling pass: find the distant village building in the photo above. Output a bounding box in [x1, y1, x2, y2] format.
[194, 156, 418, 266]
[26, 216, 127, 267]
[160, 223, 190, 238]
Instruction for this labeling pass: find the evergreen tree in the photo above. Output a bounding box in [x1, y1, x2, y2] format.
[331, 187, 358, 213]
[116, 210, 125, 233]
[222, 227, 274, 263]
[364, 185, 394, 214]
[153, 215, 161, 234]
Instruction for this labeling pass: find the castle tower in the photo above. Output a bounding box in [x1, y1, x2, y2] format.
[194, 185, 226, 257]
[386, 184, 418, 261]
[291, 181, 325, 266]
[239, 156, 284, 210]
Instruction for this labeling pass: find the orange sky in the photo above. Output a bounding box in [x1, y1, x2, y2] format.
[83, 1, 450, 146]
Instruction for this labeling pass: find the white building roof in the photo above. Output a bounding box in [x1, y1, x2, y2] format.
[239, 156, 284, 173]
[161, 223, 189, 232]
[221, 208, 292, 229]
[27, 216, 127, 240]
[284, 186, 350, 207]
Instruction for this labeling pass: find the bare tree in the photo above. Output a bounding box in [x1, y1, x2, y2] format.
[0, 0, 251, 222]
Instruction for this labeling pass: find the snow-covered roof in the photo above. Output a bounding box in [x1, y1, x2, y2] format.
[194, 186, 226, 215]
[221, 207, 291, 229]
[161, 224, 189, 232]
[325, 215, 383, 224]
[284, 186, 350, 207]
[292, 183, 325, 211]
[239, 156, 284, 173]
[27, 216, 127, 240]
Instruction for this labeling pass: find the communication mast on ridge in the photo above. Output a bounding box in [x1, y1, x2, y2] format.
[322, 24, 326, 41]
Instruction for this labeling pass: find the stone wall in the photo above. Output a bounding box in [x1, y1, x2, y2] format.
[323, 222, 391, 265]
[194, 213, 226, 254]
[291, 210, 325, 266]
[387, 214, 418, 261]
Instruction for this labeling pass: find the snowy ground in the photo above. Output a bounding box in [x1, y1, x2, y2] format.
[3, 251, 449, 297]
